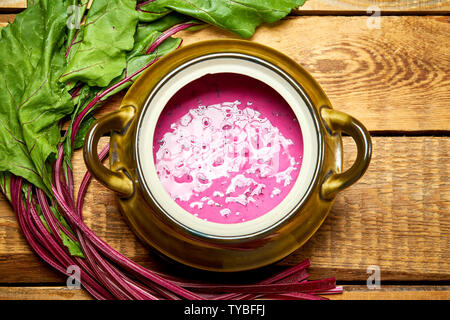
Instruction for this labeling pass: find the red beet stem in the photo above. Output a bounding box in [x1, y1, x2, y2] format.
[70, 56, 160, 146]
[213, 259, 311, 300]
[10, 177, 112, 299]
[136, 0, 156, 9]
[1, 16, 344, 299]
[36, 188, 77, 243]
[145, 22, 201, 54]
[65, 30, 79, 58]
[53, 185, 203, 300]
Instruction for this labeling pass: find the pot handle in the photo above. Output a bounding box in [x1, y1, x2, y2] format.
[83, 106, 135, 198]
[320, 107, 372, 200]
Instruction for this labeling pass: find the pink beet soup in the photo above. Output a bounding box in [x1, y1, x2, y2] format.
[153, 73, 303, 224]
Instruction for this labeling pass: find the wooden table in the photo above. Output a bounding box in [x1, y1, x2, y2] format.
[0, 0, 449, 300]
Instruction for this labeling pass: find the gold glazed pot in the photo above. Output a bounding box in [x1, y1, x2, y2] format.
[84, 40, 372, 272]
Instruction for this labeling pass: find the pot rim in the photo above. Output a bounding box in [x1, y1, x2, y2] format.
[132, 41, 325, 241]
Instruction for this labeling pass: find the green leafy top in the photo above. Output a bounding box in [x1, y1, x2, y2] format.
[137, 0, 306, 38]
[60, 0, 139, 87]
[0, 0, 73, 192]
[0, 0, 306, 258]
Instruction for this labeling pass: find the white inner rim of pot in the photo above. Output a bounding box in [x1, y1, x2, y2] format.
[138, 56, 319, 238]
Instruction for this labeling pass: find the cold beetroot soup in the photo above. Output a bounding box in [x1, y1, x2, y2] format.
[153, 73, 304, 224]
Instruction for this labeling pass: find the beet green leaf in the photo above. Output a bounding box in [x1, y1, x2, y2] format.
[0, 0, 73, 192]
[60, 0, 140, 87]
[137, 0, 306, 38]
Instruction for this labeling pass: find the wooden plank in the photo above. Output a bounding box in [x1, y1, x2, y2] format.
[176, 16, 450, 132]
[2, 15, 447, 131]
[0, 14, 14, 25]
[281, 136, 450, 281]
[1, 0, 449, 13]
[1, 137, 449, 283]
[330, 285, 450, 300]
[0, 285, 448, 300]
[0, 286, 92, 300]
[297, 0, 450, 14]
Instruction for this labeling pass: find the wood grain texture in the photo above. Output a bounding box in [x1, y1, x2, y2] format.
[1, 15, 449, 132]
[13, 15, 444, 132]
[0, 286, 93, 300]
[1, 137, 448, 283]
[331, 285, 450, 300]
[176, 16, 450, 132]
[0, 0, 449, 300]
[297, 0, 450, 13]
[0, 285, 448, 300]
[1, 0, 449, 12]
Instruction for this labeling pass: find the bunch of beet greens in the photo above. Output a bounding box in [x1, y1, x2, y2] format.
[0, 0, 342, 299]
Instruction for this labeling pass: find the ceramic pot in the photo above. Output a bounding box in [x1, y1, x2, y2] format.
[84, 40, 372, 272]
